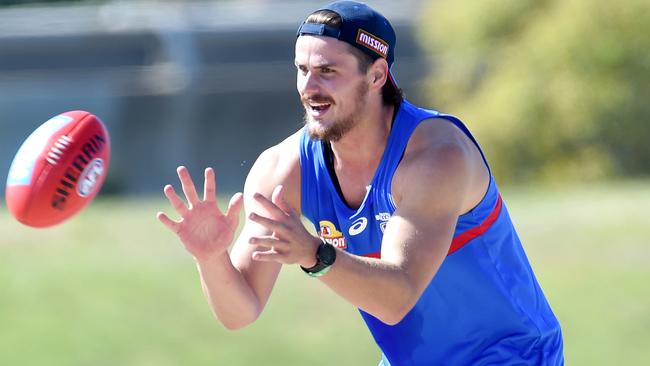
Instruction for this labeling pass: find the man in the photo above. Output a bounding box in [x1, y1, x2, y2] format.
[157, 1, 564, 364]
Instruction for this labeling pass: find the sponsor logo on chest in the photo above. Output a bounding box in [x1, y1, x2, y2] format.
[319, 220, 347, 249]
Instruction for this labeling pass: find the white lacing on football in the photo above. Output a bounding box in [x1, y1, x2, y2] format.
[46, 135, 73, 165]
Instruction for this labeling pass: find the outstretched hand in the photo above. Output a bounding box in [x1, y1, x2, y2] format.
[157, 166, 243, 261]
[248, 185, 320, 268]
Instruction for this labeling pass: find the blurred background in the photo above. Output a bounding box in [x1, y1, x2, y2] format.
[1, 0, 649, 365]
[0, 0, 427, 195]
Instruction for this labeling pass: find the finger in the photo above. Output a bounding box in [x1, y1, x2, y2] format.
[248, 235, 289, 250]
[251, 249, 283, 262]
[164, 184, 189, 216]
[248, 212, 288, 234]
[226, 192, 244, 223]
[157, 212, 180, 233]
[177, 166, 200, 206]
[253, 192, 287, 218]
[203, 167, 217, 203]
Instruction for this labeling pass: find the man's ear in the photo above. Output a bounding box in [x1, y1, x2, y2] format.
[369, 58, 389, 91]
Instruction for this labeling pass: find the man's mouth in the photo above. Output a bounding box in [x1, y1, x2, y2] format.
[310, 102, 330, 111]
[306, 100, 332, 117]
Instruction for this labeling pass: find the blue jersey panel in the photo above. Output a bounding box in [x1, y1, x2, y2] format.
[299, 100, 563, 365]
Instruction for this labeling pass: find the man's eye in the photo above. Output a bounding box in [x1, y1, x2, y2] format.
[321, 67, 333, 73]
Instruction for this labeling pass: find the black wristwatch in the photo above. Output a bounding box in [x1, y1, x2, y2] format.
[300, 238, 337, 277]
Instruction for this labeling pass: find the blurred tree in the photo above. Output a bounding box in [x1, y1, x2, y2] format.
[418, 0, 650, 183]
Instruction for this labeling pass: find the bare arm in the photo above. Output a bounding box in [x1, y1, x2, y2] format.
[157, 132, 301, 330]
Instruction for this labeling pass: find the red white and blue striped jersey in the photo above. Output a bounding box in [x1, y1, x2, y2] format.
[298, 100, 564, 365]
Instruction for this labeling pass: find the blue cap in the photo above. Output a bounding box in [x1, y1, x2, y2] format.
[297, 1, 398, 91]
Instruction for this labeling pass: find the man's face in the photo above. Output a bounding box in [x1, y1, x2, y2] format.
[295, 35, 370, 141]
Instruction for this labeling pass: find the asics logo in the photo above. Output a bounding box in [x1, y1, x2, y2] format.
[348, 217, 368, 236]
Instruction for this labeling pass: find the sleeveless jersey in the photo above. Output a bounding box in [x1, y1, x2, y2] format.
[299, 100, 564, 365]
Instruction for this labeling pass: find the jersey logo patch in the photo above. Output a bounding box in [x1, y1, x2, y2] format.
[319, 220, 347, 249]
[348, 217, 368, 236]
[375, 212, 391, 233]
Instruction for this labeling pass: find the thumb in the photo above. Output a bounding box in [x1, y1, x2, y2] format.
[225, 192, 244, 223]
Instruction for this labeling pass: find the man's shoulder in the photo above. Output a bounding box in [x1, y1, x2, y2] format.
[393, 117, 488, 211]
[403, 117, 472, 164]
[244, 129, 303, 207]
[261, 128, 303, 164]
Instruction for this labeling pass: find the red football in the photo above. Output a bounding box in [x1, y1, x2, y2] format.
[5, 111, 111, 228]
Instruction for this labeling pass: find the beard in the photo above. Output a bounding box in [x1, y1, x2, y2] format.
[303, 81, 369, 142]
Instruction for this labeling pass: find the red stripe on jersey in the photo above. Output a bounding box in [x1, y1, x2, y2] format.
[448, 194, 503, 255]
[359, 194, 503, 259]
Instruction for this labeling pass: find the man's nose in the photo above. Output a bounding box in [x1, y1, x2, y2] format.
[298, 71, 320, 96]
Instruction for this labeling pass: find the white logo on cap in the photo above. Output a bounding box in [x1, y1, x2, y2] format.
[356, 29, 389, 58]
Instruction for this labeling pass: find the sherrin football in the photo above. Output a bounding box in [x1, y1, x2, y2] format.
[5, 111, 110, 228]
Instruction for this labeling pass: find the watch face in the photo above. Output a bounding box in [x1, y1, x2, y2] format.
[317, 243, 337, 265]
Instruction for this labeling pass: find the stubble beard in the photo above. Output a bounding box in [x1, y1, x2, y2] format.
[303, 82, 369, 142]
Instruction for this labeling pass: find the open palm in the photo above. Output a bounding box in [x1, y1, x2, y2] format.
[157, 166, 243, 261]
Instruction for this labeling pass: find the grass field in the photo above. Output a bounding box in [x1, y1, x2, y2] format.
[1, 180, 649, 365]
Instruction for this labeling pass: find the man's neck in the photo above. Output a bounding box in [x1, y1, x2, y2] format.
[329, 102, 396, 170]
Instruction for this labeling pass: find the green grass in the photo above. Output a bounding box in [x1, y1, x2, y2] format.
[504, 180, 650, 365]
[1, 180, 649, 365]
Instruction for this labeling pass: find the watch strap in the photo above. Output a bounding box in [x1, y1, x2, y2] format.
[300, 237, 335, 277]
